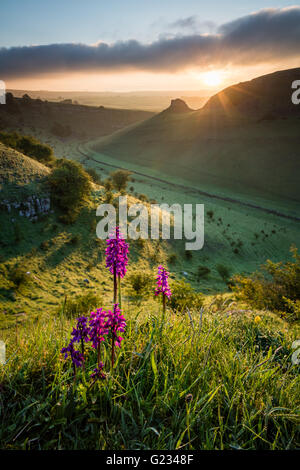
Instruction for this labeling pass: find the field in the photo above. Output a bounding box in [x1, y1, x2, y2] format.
[0, 261, 299, 450]
[0, 69, 299, 450]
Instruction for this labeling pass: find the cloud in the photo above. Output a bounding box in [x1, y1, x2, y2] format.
[168, 16, 216, 33]
[1, 7, 300, 79]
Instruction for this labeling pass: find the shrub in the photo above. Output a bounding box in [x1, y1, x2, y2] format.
[68, 234, 80, 245]
[86, 168, 101, 184]
[138, 194, 148, 202]
[9, 266, 30, 289]
[128, 272, 153, 298]
[103, 179, 113, 192]
[216, 264, 230, 282]
[207, 210, 214, 219]
[40, 240, 50, 251]
[0, 131, 54, 165]
[168, 253, 177, 264]
[169, 279, 203, 313]
[60, 292, 102, 318]
[110, 169, 131, 192]
[197, 265, 211, 279]
[233, 246, 300, 320]
[48, 159, 91, 221]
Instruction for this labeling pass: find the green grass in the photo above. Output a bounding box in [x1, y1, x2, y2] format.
[91, 100, 300, 205]
[0, 299, 299, 450]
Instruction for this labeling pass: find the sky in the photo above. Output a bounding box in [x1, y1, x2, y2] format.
[1, 1, 300, 92]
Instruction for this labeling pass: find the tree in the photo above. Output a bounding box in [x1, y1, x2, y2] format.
[110, 169, 131, 192]
[48, 159, 91, 222]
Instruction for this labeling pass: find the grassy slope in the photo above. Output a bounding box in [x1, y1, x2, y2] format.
[0, 270, 299, 449]
[92, 68, 300, 205]
[0, 143, 50, 203]
[0, 131, 299, 450]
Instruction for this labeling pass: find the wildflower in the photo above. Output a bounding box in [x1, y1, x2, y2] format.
[89, 308, 109, 350]
[105, 226, 129, 279]
[89, 307, 109, 370]
[61, 342, 84, 368]
[155, 265, 172, 299]
[155, 265, 172, 330]
[254, 315, 262, 324]
[105, 226, 129, 303]
[106, 303, 126, 368]
[70, 316, 90, 346]
[91, 362, 106, 380]
[106, 304, 126, 348]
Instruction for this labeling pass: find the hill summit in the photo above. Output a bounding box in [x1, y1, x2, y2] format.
[164, 98, 193, 114]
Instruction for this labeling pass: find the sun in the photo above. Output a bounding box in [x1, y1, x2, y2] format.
[202, 71, 223, 87]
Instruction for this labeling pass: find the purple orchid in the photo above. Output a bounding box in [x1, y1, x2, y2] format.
[89, 308, 109, 350]
[106, 303, 126, 348]
[105, 226, 129, 279]
[155, 265, 172, 299]
[70, 316, 90, 345]
[61, 342, 84, 368]
[91, 362, 106, 380]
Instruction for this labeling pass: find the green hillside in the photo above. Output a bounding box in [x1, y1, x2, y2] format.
[92, 68, 300, 205]
[0, 142, 50, 200]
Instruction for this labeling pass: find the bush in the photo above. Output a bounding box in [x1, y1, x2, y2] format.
[86, 168, 101, 184]
[185, 251, 193, 260]
[128, 273, 153, 298]
[138, 194, 148, 202]
[233, 246, 300, 320]
[197, 265, 210, 279]
[103, 178, 113, 192]
[48, 159, 91, 221]
[169, 279, 203, 313]
[216, 264, 230, 282]
[0, 131, 54, 165]
[168, 253, 177, 264]
[110, 169, 131, 192]
[60, 292, 102, 318]
[9, 266, 30, 289]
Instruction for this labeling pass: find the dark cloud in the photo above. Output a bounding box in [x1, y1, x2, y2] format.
[1, 7, 300, 79]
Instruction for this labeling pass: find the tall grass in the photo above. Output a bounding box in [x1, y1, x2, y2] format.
[0, 302, 299, 450]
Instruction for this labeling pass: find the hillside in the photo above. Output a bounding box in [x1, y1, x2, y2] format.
[0, 94, 154, 139]
[0, 142, 50, 202]
[0, 143, 49, 184]
[91, 68, 300, 205]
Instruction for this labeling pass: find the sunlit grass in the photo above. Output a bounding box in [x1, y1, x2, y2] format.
[0, 302, 299, 450]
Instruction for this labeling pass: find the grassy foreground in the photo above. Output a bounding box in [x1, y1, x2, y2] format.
[0, 299, 299, 450]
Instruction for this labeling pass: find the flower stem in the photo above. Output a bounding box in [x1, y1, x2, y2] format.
[118, 275, 122, 309]
[113, 267, 117, 304]
[111, 335, 115, 370]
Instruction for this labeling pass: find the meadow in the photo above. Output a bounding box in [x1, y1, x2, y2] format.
[1, 263, 299, 450]
[0, 73, 299, 450]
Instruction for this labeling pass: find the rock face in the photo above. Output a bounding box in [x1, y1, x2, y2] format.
[165, 99, 193, 114]
[0, 195, 51, 220]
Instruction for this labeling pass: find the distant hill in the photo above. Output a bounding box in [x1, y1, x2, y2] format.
[7, 89, 210, 112]
[0, 94, 153, 139]
[92, 68, 300, 203]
